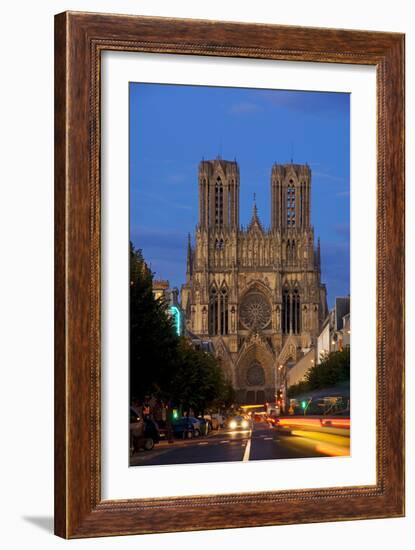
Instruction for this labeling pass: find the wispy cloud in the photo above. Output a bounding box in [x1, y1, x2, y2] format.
[229, 102, 261, 115]
[313, 170, 347, 184]
[259, 89, 349, 118]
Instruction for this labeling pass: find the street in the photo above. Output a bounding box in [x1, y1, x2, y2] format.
[130, 419, 347, 467]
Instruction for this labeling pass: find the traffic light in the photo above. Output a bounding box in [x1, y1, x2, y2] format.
[301, 400, 307, 409]
[172, 409, 178, 419]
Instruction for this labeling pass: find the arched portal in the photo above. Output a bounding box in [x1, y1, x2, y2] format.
[235, 342, 275, 404]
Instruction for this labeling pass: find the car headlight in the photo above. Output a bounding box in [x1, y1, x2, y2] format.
[229, 420, 237, 429]
[241, 420, 249, 428]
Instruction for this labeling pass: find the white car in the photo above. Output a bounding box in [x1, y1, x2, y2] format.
[205, 413, 225, 430]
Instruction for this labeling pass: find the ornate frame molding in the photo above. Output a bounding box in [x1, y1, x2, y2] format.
[55, 11, 404, 538]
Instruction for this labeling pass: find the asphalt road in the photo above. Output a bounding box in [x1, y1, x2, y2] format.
[130, 420, 331, 467]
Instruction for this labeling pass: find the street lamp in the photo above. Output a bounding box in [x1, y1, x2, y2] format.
[274, 363, 283, 414]
[275, 364, 287, 415]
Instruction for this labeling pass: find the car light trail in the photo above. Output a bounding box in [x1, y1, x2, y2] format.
[277, 417, 350, 430]
[314, 442, 350, 457]
[290, 429, 350, 449]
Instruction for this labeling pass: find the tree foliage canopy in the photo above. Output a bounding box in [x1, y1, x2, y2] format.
[170, 338, 227, 414]
[129, 242, 231, 412]
[288, 348, 350, 397]
[130, 243, 178, 401]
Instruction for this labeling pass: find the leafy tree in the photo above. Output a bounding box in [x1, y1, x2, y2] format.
[170, 338, 228, 415]
[287, 348, 350, 397]
[287, 380, 310, 398]
[129, 242, 178, 401]
[306, 348, 350, 390]
[129, 242, 235, 411]
[218, 380, 236, 410]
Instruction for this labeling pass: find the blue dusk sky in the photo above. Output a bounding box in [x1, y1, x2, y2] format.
[130, 83, 350, 309]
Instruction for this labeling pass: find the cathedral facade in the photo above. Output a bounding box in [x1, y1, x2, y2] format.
[181, 158, 328, 404]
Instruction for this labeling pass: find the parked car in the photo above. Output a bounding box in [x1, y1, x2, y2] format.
[130, 408, 160, 453]
[226, 415, 252, 431]
[172, 416, 202, 439]
[203, 413, 219, 430]
[197, 416, 211, 435]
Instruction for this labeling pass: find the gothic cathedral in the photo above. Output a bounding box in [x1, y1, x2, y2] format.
[181, 158, 328, 404]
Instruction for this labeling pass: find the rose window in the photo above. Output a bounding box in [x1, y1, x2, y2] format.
[246, 363, 265, 386]
[240, 292, 271, 330]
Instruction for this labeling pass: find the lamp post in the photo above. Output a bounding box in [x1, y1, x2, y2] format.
[277, 363, 285, 415]
[274, 362, 278, 405]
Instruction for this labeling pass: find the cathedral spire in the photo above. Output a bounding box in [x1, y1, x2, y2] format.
[247, 193, 264, 233]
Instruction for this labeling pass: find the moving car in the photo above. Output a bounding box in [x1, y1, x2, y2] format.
[226, 415, 252, 431]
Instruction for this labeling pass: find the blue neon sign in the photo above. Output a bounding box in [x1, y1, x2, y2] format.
[169, 306, 181, 336]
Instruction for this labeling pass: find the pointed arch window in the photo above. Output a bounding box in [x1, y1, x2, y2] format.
[208, 284, 229, 335]
[220, 285, 229, 335]
[215, 177, 223, 227]
[282, 287, 291, 334]
[293, 288, 301, 334]
[282, 286, 301, 334]
[287, 185, 295, 227]
[209, 286, 218, 335]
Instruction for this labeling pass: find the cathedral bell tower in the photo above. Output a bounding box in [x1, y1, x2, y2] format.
[271, 163, 311, 231]
[198, 157, 240, 233]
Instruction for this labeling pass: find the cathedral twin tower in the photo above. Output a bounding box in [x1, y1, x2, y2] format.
[181, 157, 327, 404]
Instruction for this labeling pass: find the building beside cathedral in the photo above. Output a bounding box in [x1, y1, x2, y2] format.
[181, 158, 328, 404]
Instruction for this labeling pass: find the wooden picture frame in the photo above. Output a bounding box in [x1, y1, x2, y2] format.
[54, 11, 405, 538]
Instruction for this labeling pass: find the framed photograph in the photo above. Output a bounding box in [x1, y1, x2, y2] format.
[54, 11, 405, 538]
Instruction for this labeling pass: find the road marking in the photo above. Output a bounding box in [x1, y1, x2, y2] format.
[243, 430, 252, 462]
[264, 437, 273, 440]
[220, 440, 230, 444]
[198, 442, 209, 445]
